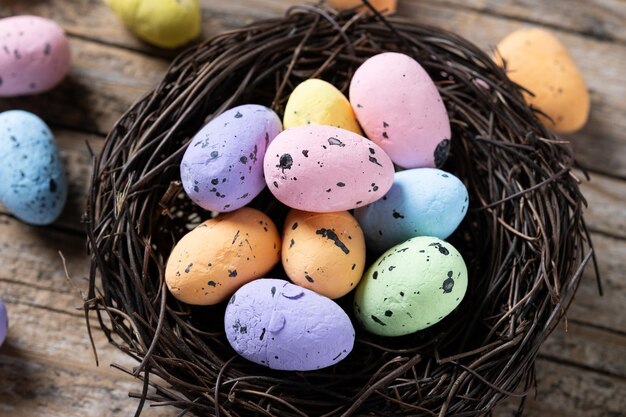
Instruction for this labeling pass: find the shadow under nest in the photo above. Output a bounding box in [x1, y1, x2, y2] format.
[85, 3, 598, 417]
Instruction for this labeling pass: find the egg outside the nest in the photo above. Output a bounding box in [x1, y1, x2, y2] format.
[164, 207, 281, 305]
[282, 209, 366, 299]
[354, 236, 468, 337]
[0, 110, 67, 225]
[225, 279, 355, 371]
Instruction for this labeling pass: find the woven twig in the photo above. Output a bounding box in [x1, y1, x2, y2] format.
[85, 3, 597, 416]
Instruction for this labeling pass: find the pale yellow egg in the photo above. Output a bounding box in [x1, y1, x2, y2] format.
[283, 79, 362, 135]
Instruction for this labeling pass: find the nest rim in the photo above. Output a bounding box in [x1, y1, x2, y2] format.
[85, 3, 597, 417]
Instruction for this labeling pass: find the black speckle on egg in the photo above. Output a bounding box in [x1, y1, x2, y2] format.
[49, 178, 57, 193]
[371, 315, 386, 326]
[210, 150, 219, 158]
[273, 181, 279, 188]
[208, 281, 217, 287]
[392, 210, 404, 219]
[228, 270, 238, 277]
[271, 286, 276, 297]
[400, 291, 404, 297]
[239, 156, 248, 164]
[234, 111, 243, 118]
[305, 274, 314, 283]
[278, 153, 293, 171]
[372, 271, 378, 279]
[290, 238, 295, 248]
[388, 266, 395, 271]
[429, 242, 450, 255]
[328, 137, 345, 147]
[336, 182, 345, 187]
[384, 310, 393, 317]
[351, 263, 356, 270]
[368, 155, 383, 167]
[302, 149, 309, 157]
[291, 222, 298, 230]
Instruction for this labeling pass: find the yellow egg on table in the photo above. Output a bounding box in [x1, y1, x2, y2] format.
[494, 28, 590, 133]
[165, 207, 281, 305]
[327, 0, 397, 14]
[282, 209, 366, 299]
[105, 0, 201, 49]
[283, 79, 362, 135]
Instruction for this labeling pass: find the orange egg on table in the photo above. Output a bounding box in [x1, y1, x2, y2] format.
[327, 0, 397, 14]
[165, 207, 281, 305]
[282, 209, 366, 299]
[494, 28, 590, 133]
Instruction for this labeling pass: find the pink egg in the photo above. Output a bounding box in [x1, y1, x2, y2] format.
[0, 15, 70, 97]
[264, 125, 394, 212]
[350, 52, 451, 168]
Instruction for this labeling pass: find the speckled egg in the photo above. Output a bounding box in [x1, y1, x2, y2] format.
[181, 105, 282, 213]
[494, 28, 589, 133]
[350, 52, 451, 169]
[355, 168, 468, 253]
[165, 207, 281, 305]
[0, 111, 67, 225]
[283, 79, 362, 134]
[0, 298, 7, 347]
[282, 210, 366, 299]
[327, 0, 397, 14]
[225, 279, 355, 371]
[264, 125, 394, 212]
[0, 16, 70, 97]
[105, 0, 200, 48]
[354, 237, 468, 336]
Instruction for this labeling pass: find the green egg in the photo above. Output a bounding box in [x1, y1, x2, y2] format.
[354, 236, 467, 336]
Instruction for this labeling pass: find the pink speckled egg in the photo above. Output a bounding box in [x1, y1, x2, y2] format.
[0, 15, 70, 97]
[350, 52, 451, 168]
[263, 125, 394, 212]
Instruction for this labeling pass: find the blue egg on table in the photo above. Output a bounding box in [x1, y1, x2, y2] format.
[354, 168, 468, 253]
[0, 110, 67, 225]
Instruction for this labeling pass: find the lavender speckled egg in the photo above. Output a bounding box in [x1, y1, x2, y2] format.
[0, 110, 67, 225]
[181, 105, 282, 212]
[0, 298, 7, 347]
[263, 125, 394, 212]
[225, 279, 355, 371]
[355, 168, 468, 253]
[0, 15, 71, 97]
[350, 52, 451, 168]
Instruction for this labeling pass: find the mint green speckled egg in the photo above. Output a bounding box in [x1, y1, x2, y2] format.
[354, 236, 467, 336]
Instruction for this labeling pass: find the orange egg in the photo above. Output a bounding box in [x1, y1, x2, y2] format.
[494, 28, 590, 133]
[165, 207, 281, 305]
[282, 209, 366, 299]
[327, 0, 397, 14]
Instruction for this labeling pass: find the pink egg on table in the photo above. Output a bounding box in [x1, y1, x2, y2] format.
[0, 15, 71, 97]
[264, 125, 394, 212]
[350, 52, 451, 168]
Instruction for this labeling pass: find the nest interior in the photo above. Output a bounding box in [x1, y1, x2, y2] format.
[86, 3, 597, 417]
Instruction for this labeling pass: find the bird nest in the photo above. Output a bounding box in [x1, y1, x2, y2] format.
[85, 3, 597, 416]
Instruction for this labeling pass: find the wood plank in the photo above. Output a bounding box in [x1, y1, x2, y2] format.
[441, 0, 626, 43]
[494, 359, 626, 417]
[0, 37, 168, 135]
[581, 172, 626, 238]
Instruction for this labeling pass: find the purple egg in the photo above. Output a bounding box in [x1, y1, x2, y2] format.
[225, 279, 355, 371]
[181, 105, 282, 212]
[0, 298, 7, 347]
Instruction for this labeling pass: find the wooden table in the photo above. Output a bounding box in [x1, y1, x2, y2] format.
[0, 1, 624, 416]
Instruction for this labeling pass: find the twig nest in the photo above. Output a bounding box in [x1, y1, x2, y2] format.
[327, 0, 397, 14]
[0, 298, 7, 347]
[494, 28, 590, 133]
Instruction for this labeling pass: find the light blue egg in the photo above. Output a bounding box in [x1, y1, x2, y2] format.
[0, 110, 67, 225]
[354, 168, 468, 253]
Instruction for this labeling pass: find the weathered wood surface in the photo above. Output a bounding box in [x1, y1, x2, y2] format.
[0, 1, 624, 416]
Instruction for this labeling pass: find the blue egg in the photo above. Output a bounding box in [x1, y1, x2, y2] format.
[0, 110, 67, 225]
[354, 168, 468, 253]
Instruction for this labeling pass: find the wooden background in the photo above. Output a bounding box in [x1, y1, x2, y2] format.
[0, 1, 624, 416]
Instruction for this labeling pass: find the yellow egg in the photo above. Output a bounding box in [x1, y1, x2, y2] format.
[283, 79, 362, 135]
[282, 209, 366, 299]
[494, 28, 590, 133]
[327, 0, 397, 14]
[105, 0, 201, 49]
[165, 208, 281, 305]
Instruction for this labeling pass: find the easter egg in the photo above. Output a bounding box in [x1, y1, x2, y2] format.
[105, 0, 200, 48]
[181, 105, 282, 213]
[165, 208, 281, 305]
[494, 28, 589, 133]
[282, 210, 366, 299]
[327, 0, 397, 14]
[350, 52, 451, 169]
[283, 79, 362, 134]
[264, 125, 394, 212]
[355, 168, 468, 253]
[225, 279, 355, 371]
[0, 111, 67, 225]
[0, 16, 70, 97]
[0, 298, 7, 347]
[354, 237, 467, 336]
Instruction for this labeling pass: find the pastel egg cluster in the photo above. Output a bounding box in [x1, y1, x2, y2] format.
[168, 52, 471, 372]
